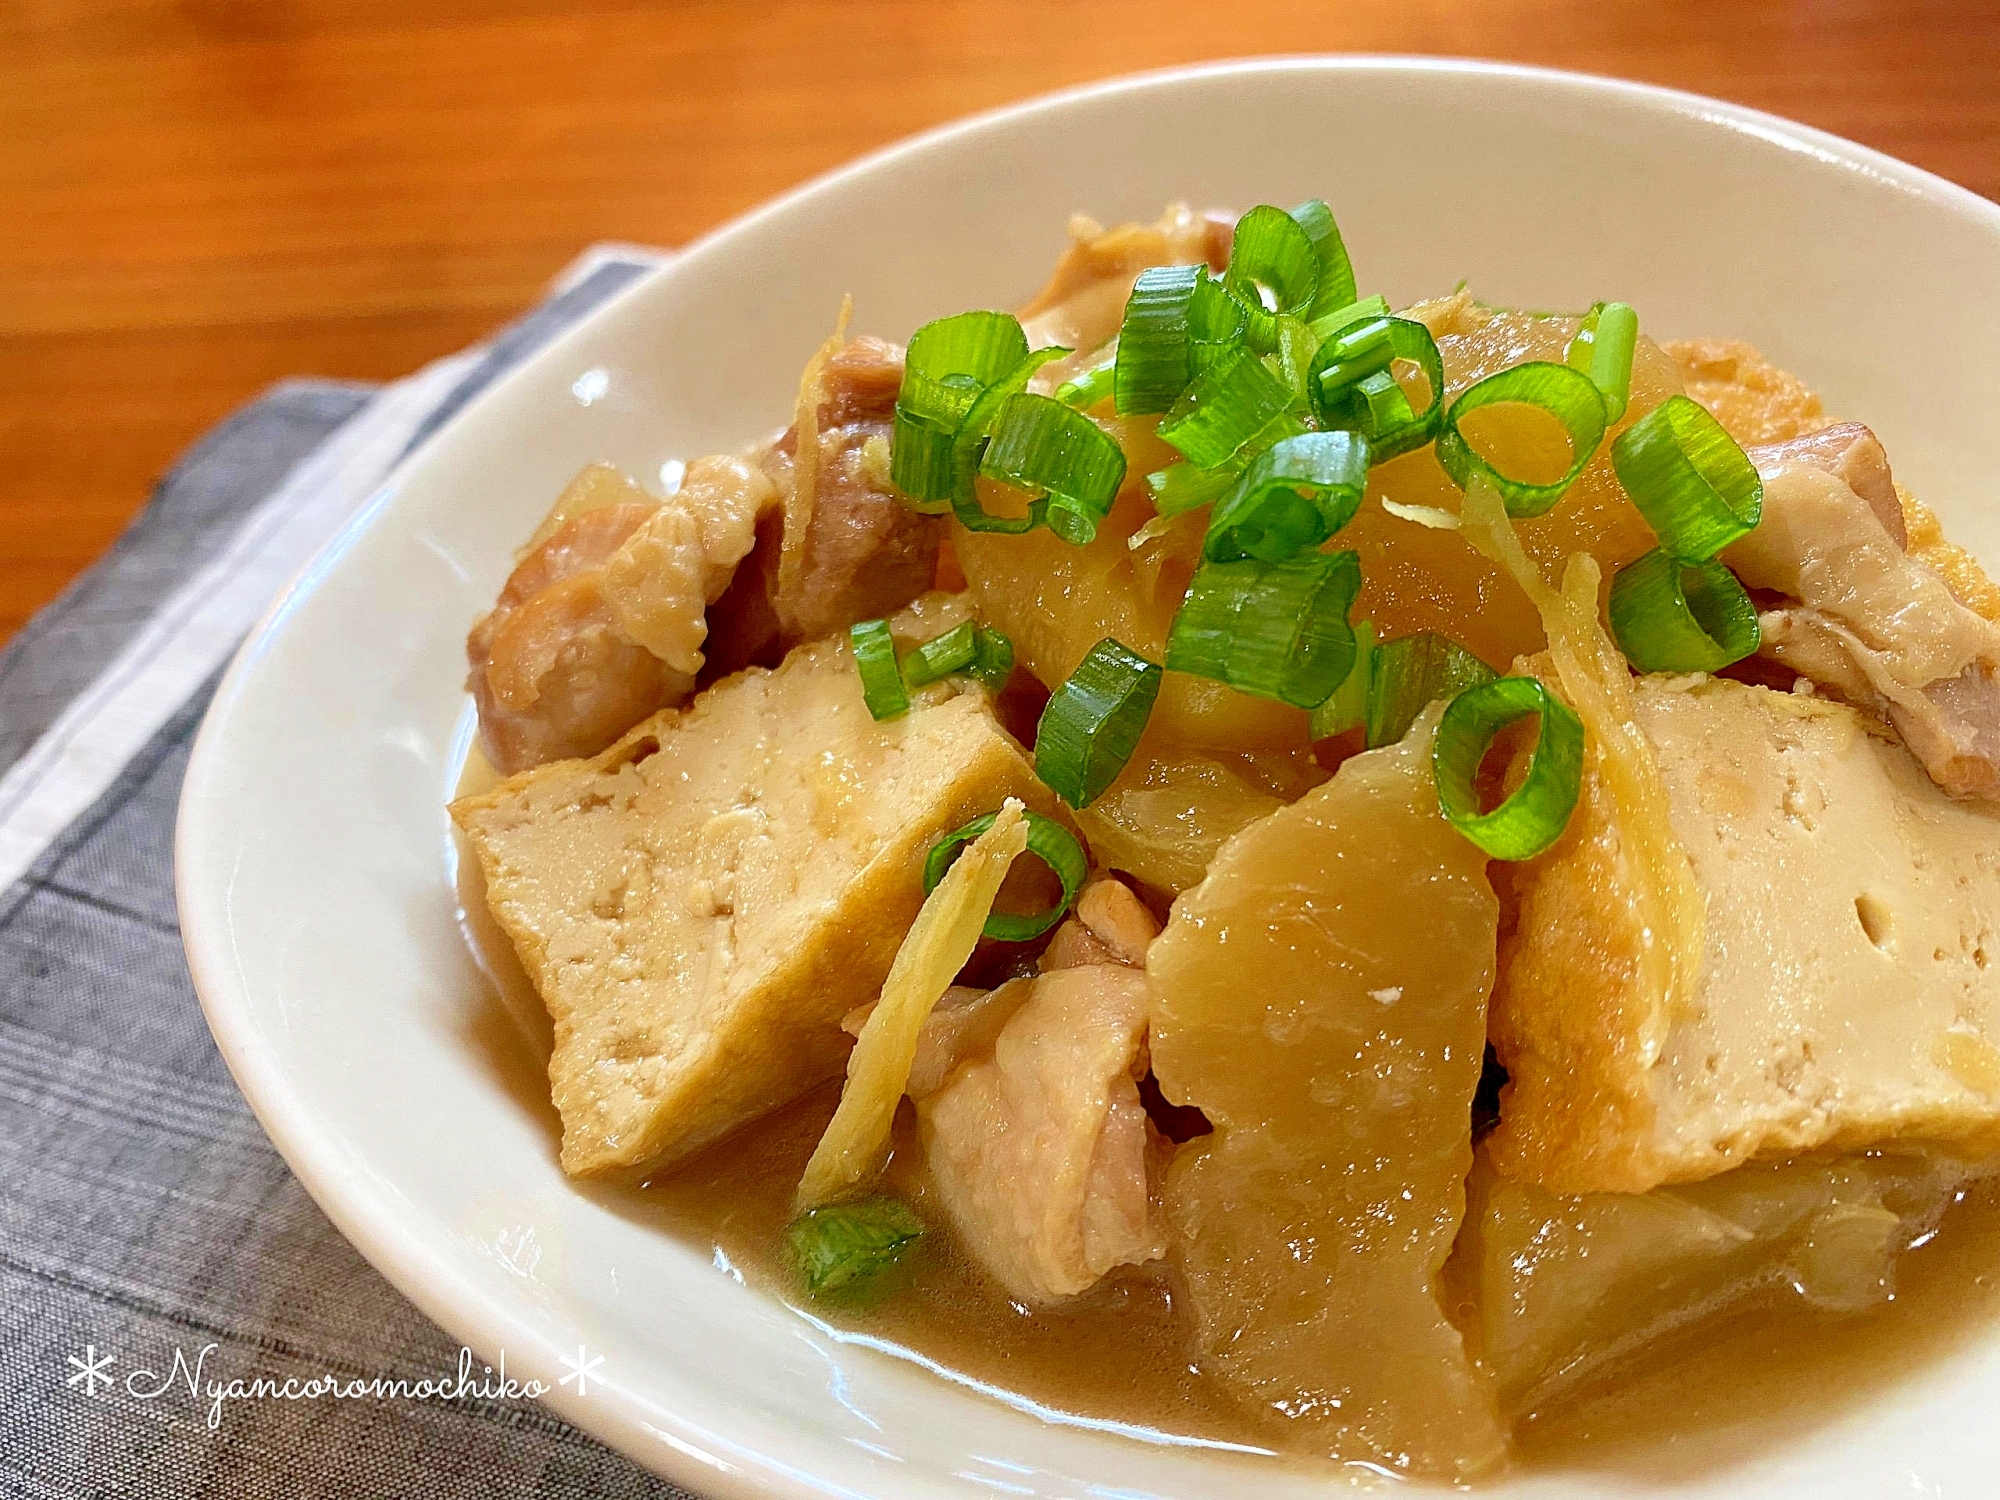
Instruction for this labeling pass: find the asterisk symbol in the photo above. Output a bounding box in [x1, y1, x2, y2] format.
[66, 1345, 115, 1397]
[557, 1343, 604, 1397]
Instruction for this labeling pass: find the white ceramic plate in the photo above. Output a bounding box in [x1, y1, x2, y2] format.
[177, 58, 2000, 1498]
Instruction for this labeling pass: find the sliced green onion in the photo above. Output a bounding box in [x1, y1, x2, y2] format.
[1113, 266, 1245, 415]
[1272, 314, 1319, 410]
[1307, 293, 1390, 344]
[948, 347, 1069, 535]
[887, 410, 960, 512]
[968, 626, 1015, 691]
[901, 620, 977, 688]
[1147, 462, 1236, 518]
[1434, 361, 1609, 517]
[1203, 431, 1369, 564]
[1187, 270, 1251, 378]
[1431, 677, 1585, 861]
[1607, 548, 1762, 672]
[1366, 632, 1499, 749]
[1225, 205, 1321, 348]
[1033, 638, 1162, 808]
[1054, 360, 1116, 411]
[1158, 345, 1301, 471]
[980, 392, 1128, 546]
[850, 618, 908, 721]
[1288, 199, 1358, 319]
[924, 807, 1088, 940]
[1165, 551, 1362, 710]
[1309, 316, 1446, 463]
[1611, 394, 1763, 561]
[892, 311, 1030, 506]
[1308, 619, 1374, 740]
[1565, 301, 1639, 424]
[785, 1197, 925, 1299]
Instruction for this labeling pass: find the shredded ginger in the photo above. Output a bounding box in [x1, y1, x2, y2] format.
[1457, 480, 1706, 1062]
[781, 294, 855, 608]
[795, 799, 1030, 1209]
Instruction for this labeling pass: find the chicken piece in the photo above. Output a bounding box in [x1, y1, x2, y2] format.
[1728, 426, 2000, 802]
[843, 982, 1035, 1101]
[468, 459, 778, 773]
[1455, 1144, 1992, 1412]
[1750, 421, 1904, 543]
[467, 493, 674, 773]
[712, 336, 942, 671]
[599, 454, 774, 675]
[839, 873, 1158, 1103]
[472, 332, 938, 774]
[1668, 340, 2000, 623]
[1038, 877, 1159, 971]
[450, 596, 1057, 1181]
[1490, 675, 2000, 1195]
[915, 963, 1165, 1303]
[1147, 709, 1506, 1478]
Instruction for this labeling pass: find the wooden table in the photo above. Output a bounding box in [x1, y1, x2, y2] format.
[5, 0, 1997, 644]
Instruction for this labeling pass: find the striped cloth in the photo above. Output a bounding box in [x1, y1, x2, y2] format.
[0, 249, 700, 1499]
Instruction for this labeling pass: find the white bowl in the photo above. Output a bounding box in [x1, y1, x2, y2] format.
[176, 57, 2000, 1498]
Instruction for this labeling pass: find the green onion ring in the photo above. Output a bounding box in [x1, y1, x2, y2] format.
[1272, 313, 1319, 411]
[1306, 293, 1390, 344]
[923, 808, 1089, 941]
[1307, 619, 1374, 740]
[1032, 638, 1163, 808]
[1309, 316, 1446, 464]
[979, 391, 1128, 546]
[1431, 676, 1585, 861]
[1434, 360, 1609, 517]
[1054, 359, 1117, 411]
[1366, 632, 1499, 749]
[1225, 205, 1321, 350]
[1158, 344, 1302, 471]
[1165, 550, 1363, 710]
[1113, 267, 1246, 414]
[890, 311, 1030, 506]
[1114, 265, 1202, 415]
[968, 626, 1015, 691]
[785, 1197, 925, 1299]
[1186, 270, 1251, 379]
[1203, 431, 1370, 564]
[947, 347, 1069, 534]
[849, 618, 909, 721]
[1610, 394, 1763, 561]
[1607, 548, 1762, 672]
[1146, 462, 1236, 518]
[1288, 199, 1359, 319]
[900, 620, 978, 688]
[1565, 301, 1639, 424]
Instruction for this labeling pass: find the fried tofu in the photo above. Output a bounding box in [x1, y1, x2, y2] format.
[451, 604, 1055, 1181]
[1490, 675, 2000, 1194]
[1663, 337, 1828, 445]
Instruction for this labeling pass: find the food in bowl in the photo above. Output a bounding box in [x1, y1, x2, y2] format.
[448, 200, 2000, 1480]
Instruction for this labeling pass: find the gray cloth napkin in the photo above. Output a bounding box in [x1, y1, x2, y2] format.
[0, 258, 698, 1499]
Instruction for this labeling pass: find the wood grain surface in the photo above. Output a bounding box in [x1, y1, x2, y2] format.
[5, 0, 1997, 642]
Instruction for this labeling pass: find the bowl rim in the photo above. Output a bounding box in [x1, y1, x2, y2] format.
[175, 53, 2000, 1500]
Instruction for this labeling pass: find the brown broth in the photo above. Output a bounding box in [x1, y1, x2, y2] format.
[1513, 1173, 2000, 1481]
[449, 750, 2000, 1482]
